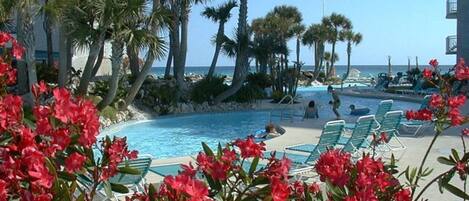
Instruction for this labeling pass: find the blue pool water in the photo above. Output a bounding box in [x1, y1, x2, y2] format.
[108, 89, 419, 159]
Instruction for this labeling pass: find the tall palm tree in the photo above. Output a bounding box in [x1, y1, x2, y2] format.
[290, 23, 305, 67]
[42, 0, 54, 68]
[302, 23, 327, 80]
[97, 0, 151, 110]
[15, 0, 40, 94]
[123, 0, 169, 108]
[65, 0, 113, 95]
[214, 0, 248, 104]
[202, 0, 237, 78]
[322, 13, 351, 78]
[324, 51, 339, 78]
[340, 30, 362, 82]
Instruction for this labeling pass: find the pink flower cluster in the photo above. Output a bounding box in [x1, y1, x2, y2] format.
[316, 150, 411, 201]
[455, 58, 469, 80]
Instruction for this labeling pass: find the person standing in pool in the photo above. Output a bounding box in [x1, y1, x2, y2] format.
[328, 85, 341, 119]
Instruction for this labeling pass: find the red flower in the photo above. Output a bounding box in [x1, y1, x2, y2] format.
[406, 109, 433, 121]
[455, 58, 469, 80]
[233, 136, 265, 158]
[51, 128, 71, 151]
[65, 153, 87, 173]
[394, 188, 411, 201]
[291, 181, 304, 197]
[429, 94, 443, 109]
[12, 40, 25, 60]
[456, 161, 467, 175]
[270, 178, 290, 201]
[265, 156, 291, 180]
[315, 149, 352, 187]
[181, 163, 197, 178]
[221, 148, 236, 165]
[0, 179, 7, 201]
[422, 68, 432, 79]
[448, 108, 464, 126]
[308, 182, 320, 194]
[429, 59, 439, 68]
[448, 95, 467, 108]
[463, 128, 469, 136]
[32, 81, 48, 98]
[0, 33, 12, 46]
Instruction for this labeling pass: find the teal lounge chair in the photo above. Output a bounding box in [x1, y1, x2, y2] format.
[78, 155, 153, 200]
[377, 111, 406, 151]
[286, 120, 345, 153]
[150, 162, 265, 177]
[345, 100, 393, 130]
[340, 115, 376, 154]
[400, 95, 431, 136]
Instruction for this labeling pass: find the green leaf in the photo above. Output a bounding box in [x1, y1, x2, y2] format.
[451, 149, 460, 161]
[249, 157, 259, 175]
[443, 183, 469, 200]
[204, 173, 222, 192]
[58, 171, 77, 181]
[438, 156, 456, 166]
[421, 168, 434, 177]
[75, 193, 85, 201]
[110, 183, 129, 194]
[118, 166, 141, 175]
[148, 184, 157, 201]
[0, 136, 12, 146]
[202, 142, 214, 157]
[251, 176, 269, 186]
[461, 152, 469, 162]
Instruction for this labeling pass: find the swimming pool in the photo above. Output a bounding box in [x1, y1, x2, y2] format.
[107, 89, 419, 159]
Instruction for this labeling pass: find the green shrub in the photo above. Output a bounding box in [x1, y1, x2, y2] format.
[191, 76, 228, 104]
[100, 106, 118, 122]
[229, 84, 265, 103]
[246, 73, 272, 89]
[36, 63, 58, 83]
[91, 78, 127, 106]
[271, 90, 285, 103]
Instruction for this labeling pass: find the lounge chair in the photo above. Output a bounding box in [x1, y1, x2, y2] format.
[150, 162, 265, 177]
[339, 115, 377, 154]
[345, 100, 393, 130]
[78, 155, 153, 200]
[286, 120, 345, 153]
[400, 95, 432, 136]
[377, 111, 406, 151]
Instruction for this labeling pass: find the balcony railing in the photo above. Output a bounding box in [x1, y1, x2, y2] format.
[447, 0, 457, 19]
[446, 35, 457, 55]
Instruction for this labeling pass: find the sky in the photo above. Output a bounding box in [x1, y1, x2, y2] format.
[153, 0, 457, 67]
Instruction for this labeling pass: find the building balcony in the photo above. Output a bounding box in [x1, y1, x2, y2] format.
[447, 0, 457, 19]
[446, 35, 457, 55]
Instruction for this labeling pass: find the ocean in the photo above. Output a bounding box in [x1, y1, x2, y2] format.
[150, 65, 454, 78]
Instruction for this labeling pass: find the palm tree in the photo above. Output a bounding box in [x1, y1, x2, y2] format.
[123, 0, 169, 108]
[322, 13, 351, 78]
[42, 0, 54, 68]
[15, 0, 40, 94]
[340, 30, 362, 83]
[290, 23, 305, 67]
[302, 23, 327, 81]
[202, 0, 237, 78]
[324, 51, 339, 78]
[214, 0, 248, 104]
[97, 0, 151, 110]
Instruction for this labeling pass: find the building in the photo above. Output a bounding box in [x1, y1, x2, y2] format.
[446, 0, 469, 61]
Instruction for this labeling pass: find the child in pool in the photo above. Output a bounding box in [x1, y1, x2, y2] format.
[304, 100, 319, 119]
[255, 123, 284, 139]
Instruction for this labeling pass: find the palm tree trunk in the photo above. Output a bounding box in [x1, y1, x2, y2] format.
[164, 32, 173, 79]
[77, 32, 106, 95]
[19, 5, 38, 90]
[171, 1, 182, 86]
[123, 0, 161, 108]
[175, 2, 189, 97]
[91, 44, 105, 78]
[43, 0, 54, 68]
[214, 0, 248, 104]
[127, 45, 140, 77]
[16, 11, 28, 94]
[296, 37, 300, 65]
[343, 42, 352, 81]
[207, 23, 224, 78]
[58, 25, 68, 87]
[328, 41, 337, 78]
[97, 40, 124, 110]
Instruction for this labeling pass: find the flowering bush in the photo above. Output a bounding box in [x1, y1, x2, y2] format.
[0, 32, 139, 200]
